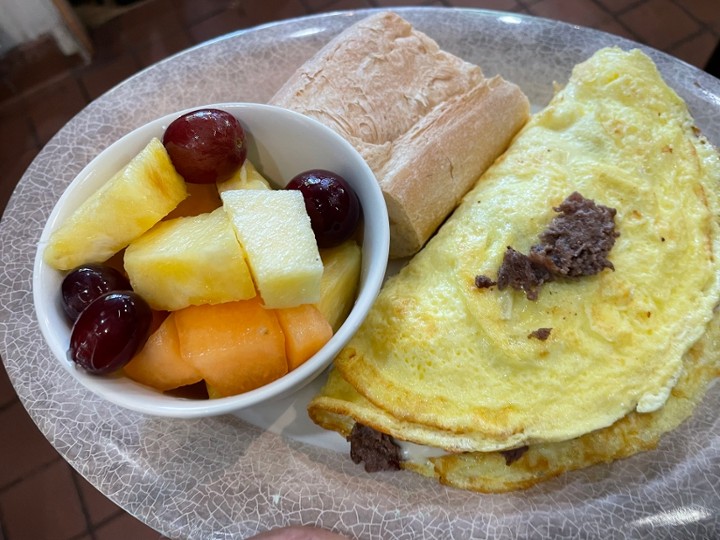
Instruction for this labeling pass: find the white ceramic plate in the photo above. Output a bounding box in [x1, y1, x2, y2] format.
[2, 8, 720, 539]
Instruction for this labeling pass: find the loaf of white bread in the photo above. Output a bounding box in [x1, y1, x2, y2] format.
[270, 12, 530, 258]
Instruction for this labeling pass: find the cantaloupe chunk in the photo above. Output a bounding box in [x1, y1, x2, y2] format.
[276, 304, 333, 371]
[174, 297, 288, 397]
[124, 313, 203, 391]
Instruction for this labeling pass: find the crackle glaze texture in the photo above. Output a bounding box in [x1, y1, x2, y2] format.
[2, 8, 720, 539]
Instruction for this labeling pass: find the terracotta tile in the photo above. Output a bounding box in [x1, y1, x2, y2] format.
[527, 0, 613, 28]
[302, 0, 337, 10]
[177, 0, 242, 25]
[135, 29, 194, 68]
[87, 4, 180, 64]
[24, 75, 88, 145]
[0, 362, 18, 408]
[593, 17, 642, 43]
[117, 0, 178, 28]
[74, 471, 123, 526]
[73, 1, 141, 28]
[0, 401, 61, 488]
[707, 41, 720, 75]
[444, 0, 523, 11]
[0, 461, 87, 540]
[0, 147, 37, 218]
[130, 16, 189, 56]
[189, 8, 253, 44]
[0, 101, 37, 167]
[3, 35, 83, 94]
[87, 22, 130, 63]
[106, 0, 187, 53]
[595, 0, 644, 14]
[314, 0, 375, 12]
[374, 0, 433, 5]
[94, 512, 162, 540]
[78, 52, 141, 100]
[244, 0, 309, 27]
[0, 79, 16, 103]
[0, 44, 22, 77]
[619, 0, 701, 51]
[669, 30, 718, 68]
[680, 0, 720, 32]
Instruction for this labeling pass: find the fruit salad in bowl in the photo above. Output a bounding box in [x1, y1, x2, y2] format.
[33, 103, 389, 418]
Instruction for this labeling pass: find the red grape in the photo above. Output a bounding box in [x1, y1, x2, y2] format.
[69, 291, 152, 375]
[286, 169, 360, 248]
[61, 264, 131, 321]
[163, 108, 246, 184]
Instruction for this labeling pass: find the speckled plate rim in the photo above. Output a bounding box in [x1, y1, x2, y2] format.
[2, 7, 720, 540]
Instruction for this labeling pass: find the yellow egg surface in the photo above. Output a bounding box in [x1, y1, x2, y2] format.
[331, 47, 720, 450]
[310, 307, 720, 491]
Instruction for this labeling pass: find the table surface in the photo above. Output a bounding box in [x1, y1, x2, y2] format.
[2, 7, 720, 540]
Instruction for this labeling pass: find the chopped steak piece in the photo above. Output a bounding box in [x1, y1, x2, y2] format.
[474, 275, 497, 289]
[497, 247, 552, 300]
[529, 192, 618, 277]
[500, 445, 529, 466]
[482, 192, 618, 301]
[347, 423, 401, 472]
[528, 327, 552, 340]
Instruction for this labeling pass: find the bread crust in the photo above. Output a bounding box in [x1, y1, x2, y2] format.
[270, 12, 530, 257]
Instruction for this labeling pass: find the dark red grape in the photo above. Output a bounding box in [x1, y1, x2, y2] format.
[61, 264, 131, 321]
[68, 291, 152, 375]
[163, 108, 246, 184]
[286, 169, 360, 248]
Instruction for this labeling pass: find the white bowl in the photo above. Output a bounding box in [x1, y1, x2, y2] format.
[33, 103, 389, 418]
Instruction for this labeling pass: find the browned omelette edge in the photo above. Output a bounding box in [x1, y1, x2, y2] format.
[309, 310, 720, 492]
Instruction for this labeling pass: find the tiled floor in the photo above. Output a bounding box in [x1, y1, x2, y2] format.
[0, 0, 718, 538]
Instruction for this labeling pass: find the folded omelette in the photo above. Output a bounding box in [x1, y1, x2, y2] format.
[308, 47, 720, 491]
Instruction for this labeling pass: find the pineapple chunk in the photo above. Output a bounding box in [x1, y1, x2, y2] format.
[124, 207, 255, 311]
[221, 189, 323, 309]
[217, 159, 271, 193]
[174, 298, 288, 397]
[317, 240, 362, 332]
[164, 181, 222, 220]
[166, 157, 272, 220]
[44, 137, 187, 270]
